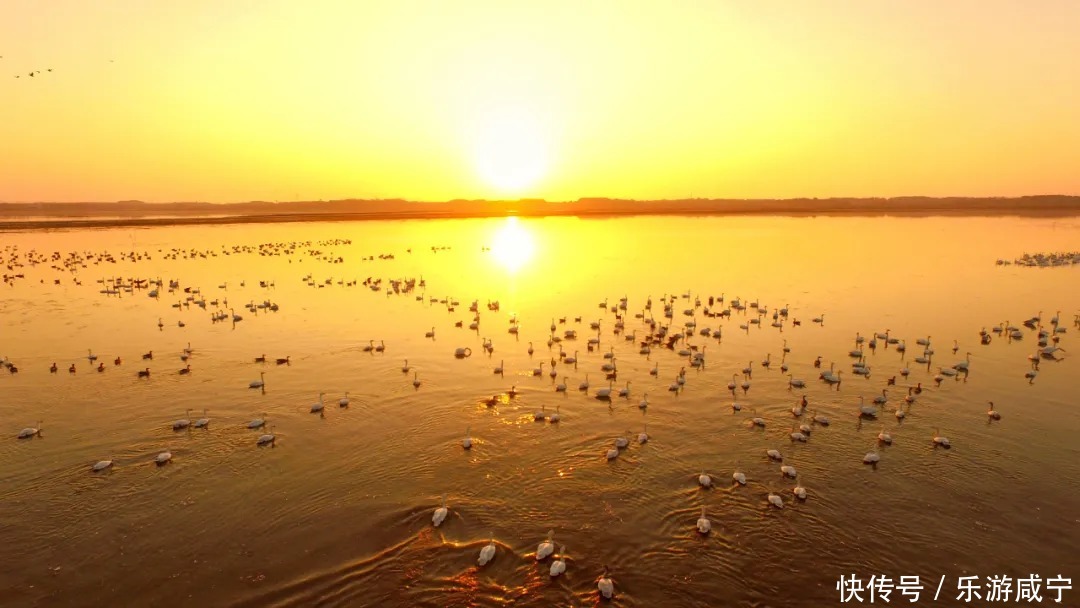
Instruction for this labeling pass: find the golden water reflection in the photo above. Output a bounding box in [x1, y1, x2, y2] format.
[489, 216, 536, 273]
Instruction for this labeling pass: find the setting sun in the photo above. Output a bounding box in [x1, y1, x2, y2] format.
[471, 107, 549, 194]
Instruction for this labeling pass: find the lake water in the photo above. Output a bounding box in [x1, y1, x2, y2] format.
[1, 215, 1078, 607]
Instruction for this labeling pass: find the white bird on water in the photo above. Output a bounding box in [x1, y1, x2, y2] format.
[18, 421, 42, 439]
[478, 533, 497, 566]
[863, 447, 880, 464]
[248, 413, 267, 429]
[878, 427, 893, 444]
[92, 459, 114, 472]
[432, 495, 449, 527]
[696, 506, 712, 534]
[462, 427, 473, 450]
[598, 566, 615, 599]
[249, 372, 265, 389]
[768, 491, 784, 509]
[732, 464, 747, 485]
[310, 392, 325, 413]
[194, 409, 210, 428]
[536, 530, 556, 560]
[933, 428, 951, 448]
[792, 476, 807, 500]
[698, 471, 713, 487]
[256, 425, 276, 446]
[638, 424, 649, 444]
[549, 545, 567, 577]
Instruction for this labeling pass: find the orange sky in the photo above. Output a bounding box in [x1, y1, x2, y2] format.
[2, 1, 1078, 203]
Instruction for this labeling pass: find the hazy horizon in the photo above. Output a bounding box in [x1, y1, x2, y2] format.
[3, 1, 1080, 202]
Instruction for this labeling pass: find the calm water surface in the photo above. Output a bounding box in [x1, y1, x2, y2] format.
[1, 215, 1078, 607]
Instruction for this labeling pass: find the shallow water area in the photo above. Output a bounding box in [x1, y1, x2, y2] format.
[1, 214, 1078, 607]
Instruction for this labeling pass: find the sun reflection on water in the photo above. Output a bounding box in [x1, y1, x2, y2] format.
[490, 216, 535, 273]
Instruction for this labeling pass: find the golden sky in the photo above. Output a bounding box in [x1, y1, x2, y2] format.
[2, 0, 1078, 202]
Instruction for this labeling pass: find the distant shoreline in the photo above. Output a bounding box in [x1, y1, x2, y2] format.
[1, 197, 1078, 230]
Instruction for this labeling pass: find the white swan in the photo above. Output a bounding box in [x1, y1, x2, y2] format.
[401, 359, 411, 373]
[639, 393, 649, 409]
[933, 428, 950, 447]
[606, 446, 619, 460]
[550, 406, 561, 423]
[987, 401, 1001, 420]
[768, 492, 784, 508]
[463, 427, 473, 449]
[859, 396, 877, 418]
[781, 464, 797, 478]
[953, 351, 972, 371]
[579, 373, 591, 391]
[598, 566, 614, 599]
[792, 476, 807, 500]
[595, 381, 614, 400]
[614, 433, 629, 449]
[788, 374, 806, 388]
[154, 450, 172, 465]
[878, 427, 892, 444]
[549, 546, 567, 577]
[249, 372, 266, 389]
[534, 406, 546, 421]
[732, 467, 746, 485]
[432, 494, 448, 527]
[493, 360, 504, 374]
[767, 448, 782, 460]
[412, 372, 421, 388]
[478, 534, 497, 566]
[257, 426, 276, 446]
[194, 408, 210, 428]
[698, 471, 712, 487]
[789, 426, 807, 442]
[311, 392, 325, 413]
[339, 392, 350, 407]
[638, 423, 649, 444]
[536, 530, 556, 560]
[92, 459, 114, 472]
[751, 410, 766, 427]
[172, 409, 192, 430]
[696, 506, 712, 534]
[618, 381, 631, 398]
[555, 377, 568, 392]
[863, 449, 879, 464]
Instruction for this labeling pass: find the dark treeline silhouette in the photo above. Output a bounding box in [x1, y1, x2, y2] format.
[0, 196, 1077, 229]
